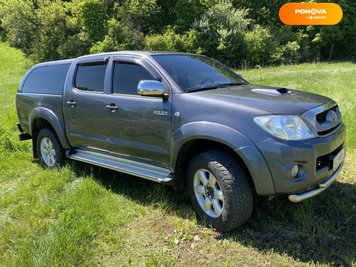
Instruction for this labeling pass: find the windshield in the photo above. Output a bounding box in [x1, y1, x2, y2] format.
[152, 54, 248, 92]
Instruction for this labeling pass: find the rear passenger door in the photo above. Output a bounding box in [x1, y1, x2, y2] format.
[63, 56, 113, 150]
[106, 57, 172, 165]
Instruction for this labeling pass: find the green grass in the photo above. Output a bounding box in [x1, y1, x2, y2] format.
[0, 42, 355, 266]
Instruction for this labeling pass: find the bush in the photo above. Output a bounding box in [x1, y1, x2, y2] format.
[90, 18, 144, 53]
[194, 1, 250, 67]
[78, 0, 107, 42]
[0, 0, 354, 65]
[174, 0, 203, 33]
[57, 34, 91, 59]
[145, 28, 202, 53]
[30, 1, 71, 61]
[272, 41, 301, 65]
[0, 0, 37, 53]
[116, 0, 160, 34]
[244, 25, 274, 67]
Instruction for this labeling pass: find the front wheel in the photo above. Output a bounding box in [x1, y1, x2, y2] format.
[187, 150, 253, 232]
[36, 128, 65, 168]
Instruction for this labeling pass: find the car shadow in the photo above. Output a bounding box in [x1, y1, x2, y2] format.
[222, 181, 356, 266]
[69, 161, 356, 266]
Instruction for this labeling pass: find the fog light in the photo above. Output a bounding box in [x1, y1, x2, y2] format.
[291, 165, 299, 178]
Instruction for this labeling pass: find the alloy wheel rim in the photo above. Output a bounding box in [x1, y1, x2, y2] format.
[193, 168, 224, 218]
[40, 137, 56, 167]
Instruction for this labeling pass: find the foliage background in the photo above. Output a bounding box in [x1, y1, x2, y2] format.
[0, 0, 355, 67]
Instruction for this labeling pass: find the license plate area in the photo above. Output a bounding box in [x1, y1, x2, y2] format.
[331, 147, 346, 171]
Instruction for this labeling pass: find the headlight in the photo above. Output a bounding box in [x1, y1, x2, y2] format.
[254, 115, 316, 140]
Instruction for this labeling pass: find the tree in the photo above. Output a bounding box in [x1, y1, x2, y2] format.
[0, 0, 354, 65]
[174, 0, 203, 33]
[244, 25, 274, 66]
[145, 27, 201, 53]
[0, 0, 37, 53]
[30, 1, 73, 61]
[78, 0, 107, 42]
[90, 18, 144, 53]
[115, 0, 160, 34]
[194, 1, 251, 67]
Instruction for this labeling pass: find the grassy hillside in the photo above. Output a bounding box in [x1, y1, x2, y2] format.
[0, 42, 355, 266]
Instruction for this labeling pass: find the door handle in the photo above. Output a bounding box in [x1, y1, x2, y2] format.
[66, 100, 76, 107]
[105, 103, 119, 112]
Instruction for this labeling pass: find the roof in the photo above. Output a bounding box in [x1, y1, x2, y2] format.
[34, 58, 74, 68]
[33, 51, 197, 67]
[76, 50, 193, 59]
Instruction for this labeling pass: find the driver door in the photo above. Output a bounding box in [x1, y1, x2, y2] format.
[105, 57, 172, 165]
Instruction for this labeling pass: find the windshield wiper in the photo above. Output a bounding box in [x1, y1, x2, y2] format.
[186, 82, 246, 92]
[219, 82, 246, 87]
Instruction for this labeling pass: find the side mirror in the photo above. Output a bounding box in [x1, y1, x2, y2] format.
[137, 80, 165, 97]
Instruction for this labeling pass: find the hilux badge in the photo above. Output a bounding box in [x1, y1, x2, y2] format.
[153, 110, 168, 116]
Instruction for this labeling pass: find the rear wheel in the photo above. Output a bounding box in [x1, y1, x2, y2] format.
[36, 128, 65, 168]
[187, 150, 253, 232]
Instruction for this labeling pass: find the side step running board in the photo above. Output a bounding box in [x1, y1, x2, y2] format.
[68, 149, 174, 184]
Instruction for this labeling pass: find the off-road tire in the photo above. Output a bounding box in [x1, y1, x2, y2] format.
[187, 150, 253, 232]
[36, 128, 65, 168]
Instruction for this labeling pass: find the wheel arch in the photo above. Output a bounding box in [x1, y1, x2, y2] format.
[171, 122, 275, 195]
[30, 107, 71, 157]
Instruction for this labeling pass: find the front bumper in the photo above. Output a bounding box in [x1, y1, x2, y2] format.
[255, 123, 346, 198]
[288, 161, 343, 202]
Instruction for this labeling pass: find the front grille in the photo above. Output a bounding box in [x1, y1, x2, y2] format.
[303, 102, 342, 137]
[316, 145, 343, 171]
[317, 125, 340, 136]
[316, 106, 338, 123]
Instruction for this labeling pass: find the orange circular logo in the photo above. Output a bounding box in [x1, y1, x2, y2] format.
[279, 3, 343, 25]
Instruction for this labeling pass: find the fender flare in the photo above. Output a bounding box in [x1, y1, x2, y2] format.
[29, 107, 71, 149]
[171, 122, 275, 195]
[172, 122, 253, 167]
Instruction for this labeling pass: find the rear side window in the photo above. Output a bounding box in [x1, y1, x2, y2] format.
[113, 62, 155, 95]
[75, 63, 107, 92]
[22, 64, 70, 94]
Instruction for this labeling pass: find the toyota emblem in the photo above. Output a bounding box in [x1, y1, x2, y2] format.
[326, 110, 337, 124]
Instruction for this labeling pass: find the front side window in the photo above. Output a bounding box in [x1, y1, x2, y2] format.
[113, 62, 155, 95]
[152, 55, 248, 92]
[75, 63, 107, 92]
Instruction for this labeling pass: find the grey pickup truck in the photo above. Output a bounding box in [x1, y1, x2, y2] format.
[16, 52, 346, 231]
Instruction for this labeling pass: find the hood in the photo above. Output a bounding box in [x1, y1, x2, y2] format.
[195, 84, 332, 115]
